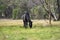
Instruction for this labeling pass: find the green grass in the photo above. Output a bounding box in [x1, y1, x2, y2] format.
[0, 26, 60, 40]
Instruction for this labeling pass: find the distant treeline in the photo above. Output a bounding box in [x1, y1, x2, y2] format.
[0, 0, 60, 20]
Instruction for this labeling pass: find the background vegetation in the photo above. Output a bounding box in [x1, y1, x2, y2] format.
[0, 0, 60, 20]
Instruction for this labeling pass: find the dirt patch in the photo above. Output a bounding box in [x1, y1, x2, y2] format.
[0, 19, 60, 26]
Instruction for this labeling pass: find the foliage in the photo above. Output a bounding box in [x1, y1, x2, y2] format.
[12, 8, 19, 19]
[0, 0, 59, 20]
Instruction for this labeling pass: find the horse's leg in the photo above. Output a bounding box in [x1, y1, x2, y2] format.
[24, 21, 28, 28]
[29, 20, 32, 28]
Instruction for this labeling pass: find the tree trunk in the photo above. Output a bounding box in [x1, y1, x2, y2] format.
[57, 0, 60, 20]
[49, 12, 51, 25]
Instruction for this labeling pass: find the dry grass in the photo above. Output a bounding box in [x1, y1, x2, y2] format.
[0, 19, 60, 26]
[0, 19, 23, 26]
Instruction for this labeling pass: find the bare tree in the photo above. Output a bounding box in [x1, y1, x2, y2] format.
[57, 0, 60, 20]
[40, 0, 52, 25]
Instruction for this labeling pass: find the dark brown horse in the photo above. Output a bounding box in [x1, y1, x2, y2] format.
[22, 11, 32, 28]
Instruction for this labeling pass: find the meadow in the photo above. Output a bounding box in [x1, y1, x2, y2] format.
[0, 19, 60, 40]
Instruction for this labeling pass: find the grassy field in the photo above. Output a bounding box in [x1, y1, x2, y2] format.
[0, 19, 60, 40]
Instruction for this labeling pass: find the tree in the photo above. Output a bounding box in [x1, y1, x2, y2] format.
[40, 0, 52, 25]
[57, 0, 60, 20]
